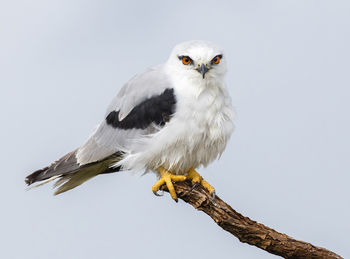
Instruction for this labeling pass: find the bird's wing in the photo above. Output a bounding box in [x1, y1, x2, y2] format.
[25, 65, 176, 194]
[76, 65, 176, 165]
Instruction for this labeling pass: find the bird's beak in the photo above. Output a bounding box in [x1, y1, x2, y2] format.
[196, 64, 209, 79]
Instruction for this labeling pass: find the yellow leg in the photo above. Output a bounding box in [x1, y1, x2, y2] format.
[187, 168, 215, 196]
[152, 167, 186, 202]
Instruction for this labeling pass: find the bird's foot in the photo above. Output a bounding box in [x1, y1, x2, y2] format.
[152, 167, 186, 202]
[187, 168, 216, 199]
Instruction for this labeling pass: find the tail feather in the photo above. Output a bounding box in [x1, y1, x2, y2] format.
[53, 158, 119, 195]
[25, 150, 79, 185]
[26, 175, 62, 190]
[25, 166, 50, 185]
[25, 150, 122, 194]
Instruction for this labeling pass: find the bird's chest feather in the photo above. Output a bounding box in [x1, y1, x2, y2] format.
[174, 86, 234, 164]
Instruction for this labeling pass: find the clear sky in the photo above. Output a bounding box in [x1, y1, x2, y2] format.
[1, 1, 349, 258]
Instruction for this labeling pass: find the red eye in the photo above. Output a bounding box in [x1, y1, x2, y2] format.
[212, 55, 221, 64]
[182, 56, 192, 65]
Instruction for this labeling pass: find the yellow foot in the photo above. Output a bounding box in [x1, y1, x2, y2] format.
[152, 167, 186, 202]
[187, 168, 215, 198]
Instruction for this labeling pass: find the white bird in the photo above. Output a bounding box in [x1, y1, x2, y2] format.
[25, 40, 235, 201]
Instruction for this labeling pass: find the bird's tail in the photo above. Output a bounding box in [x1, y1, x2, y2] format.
[25, 150, 122, 195]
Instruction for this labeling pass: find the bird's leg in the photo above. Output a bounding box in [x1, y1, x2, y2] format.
[152, 166, 186, 202]
[187, 168, 215, 198]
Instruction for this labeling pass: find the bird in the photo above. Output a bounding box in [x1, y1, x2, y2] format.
[25, 40, 235, 202]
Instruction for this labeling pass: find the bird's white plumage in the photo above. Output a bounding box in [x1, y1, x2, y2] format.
[77, 40, 235, 175]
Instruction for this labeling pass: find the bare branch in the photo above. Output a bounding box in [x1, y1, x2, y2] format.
[161, 181, 342, 259]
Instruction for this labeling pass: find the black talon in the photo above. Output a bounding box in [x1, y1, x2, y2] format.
[153, 190, 164, 196]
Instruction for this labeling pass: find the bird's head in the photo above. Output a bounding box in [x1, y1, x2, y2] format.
[166, 40, 226, 81]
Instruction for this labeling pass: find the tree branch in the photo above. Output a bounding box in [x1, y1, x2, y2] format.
[160, 181, 342, 259]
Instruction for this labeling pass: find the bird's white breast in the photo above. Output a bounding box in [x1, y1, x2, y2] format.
[118, 74, 235, 175]
[165, 77, 235, 173]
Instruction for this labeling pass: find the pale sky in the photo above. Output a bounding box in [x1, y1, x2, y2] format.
[1, 1, 349, 258]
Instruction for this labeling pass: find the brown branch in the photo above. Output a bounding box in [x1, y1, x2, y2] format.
[160, 181, 342, 259]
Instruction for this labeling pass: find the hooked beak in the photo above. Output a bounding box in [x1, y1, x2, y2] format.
[196, 64, 209, 79]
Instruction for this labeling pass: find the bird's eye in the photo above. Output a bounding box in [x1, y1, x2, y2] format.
[181, 56, 192, 65]
[211, 55, 222, 65]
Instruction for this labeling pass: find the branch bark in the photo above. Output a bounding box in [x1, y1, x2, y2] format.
[160, 181, 342, 259]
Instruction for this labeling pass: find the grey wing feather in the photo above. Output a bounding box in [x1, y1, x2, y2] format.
[25, 150, 79, 185]
[52, 153, 121, 195]
[76, 64, 173, 165]
[25, 149, 122, 194]
[107, 65, 171, 119]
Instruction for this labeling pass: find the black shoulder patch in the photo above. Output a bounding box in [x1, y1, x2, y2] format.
[106, 88, 176, 130]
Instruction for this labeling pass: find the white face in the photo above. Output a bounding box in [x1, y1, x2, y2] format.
[167, 40, 227, 80]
